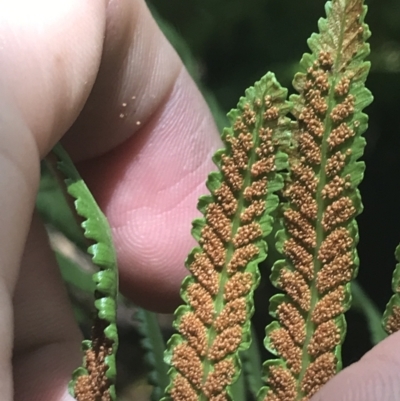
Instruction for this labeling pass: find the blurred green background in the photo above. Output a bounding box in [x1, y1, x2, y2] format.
[147, 0, 400, 367]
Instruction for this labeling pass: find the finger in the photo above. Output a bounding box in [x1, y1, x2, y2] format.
[77, 70, 220, 312]
[0, 2, 108, 399]
[311, 331, 400, 401]
[13, 214, 82, 401]
[62, 0, 186, 161]
[0, 0, 110, 276]
[0, 0, 108, 155]
[64, 0, 221, 311]
[1, 0, 220, 316]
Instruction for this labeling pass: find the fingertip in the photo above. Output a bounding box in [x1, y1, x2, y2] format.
[311, 331, 400, 400]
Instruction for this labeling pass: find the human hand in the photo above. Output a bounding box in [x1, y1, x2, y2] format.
[2, 1, 400, 401]
[0, 0, 220, 400]
[309, 329, 400, 400]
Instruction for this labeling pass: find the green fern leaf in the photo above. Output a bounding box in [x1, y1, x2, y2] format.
[135, 308, 169, 401]
[351, 280, 387, 345]
[383, 244, 400, 334]
[241, 326, 264, 401]
[259, 1, 372, 400]
[163, 72, 291, 401]
[50, 144, 118, 401]
[38, 163, 88, 250]
[230, 367, 246, 401]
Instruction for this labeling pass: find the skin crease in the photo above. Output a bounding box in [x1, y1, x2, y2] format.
[0, 0, 399, 400]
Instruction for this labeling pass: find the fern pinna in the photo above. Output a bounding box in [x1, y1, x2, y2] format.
[51, 144, 119, 401]
[383, 245, 400, 335]
[259, 0, 372, 400]
[163, 73, 290, 401]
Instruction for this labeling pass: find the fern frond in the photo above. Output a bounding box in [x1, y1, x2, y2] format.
[240, 326, 263, 401]
[135, 308, 169, 401]
[352, 280, 387, 345]
[163, 73, 291, 401]
[259, 1, 372, 400]
[50, 144, 118, 401]
[383, 244, 400, 334]
[230, 369, 246, 401]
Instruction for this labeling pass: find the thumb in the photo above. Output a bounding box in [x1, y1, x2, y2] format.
[0, 1, 107, 399]
[0, 0, 107, 280]
[0, 1, 107, 156]
[311, 331, 400, 400]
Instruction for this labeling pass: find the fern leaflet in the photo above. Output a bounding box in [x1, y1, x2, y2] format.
[383, 244, 400, 334]
[259, 0, 373, 400]
[51, 144, 119, 401]
[163, 73, 290, 401]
